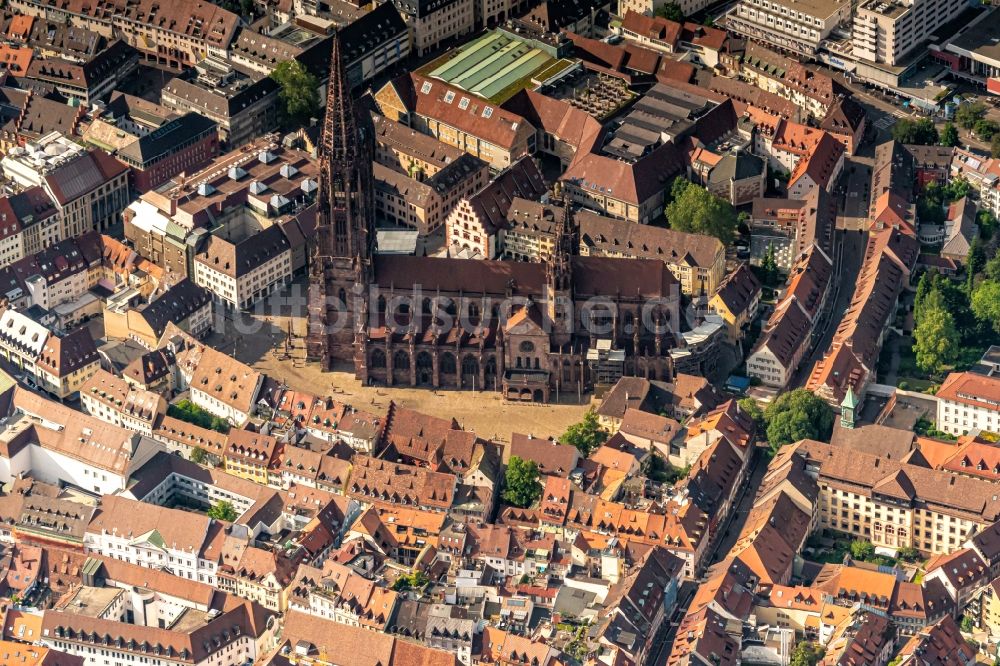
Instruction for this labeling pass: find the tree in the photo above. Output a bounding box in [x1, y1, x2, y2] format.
[207, 500, 238, 522]
[940, 122, 960, 147]
[967, 237, 985, 295]
[850, 539, 875, 561]
[190, 446, 208, 464]
[653, 1, 684, 20]
[789, 641, 825, 666]
[738, 397, 766, 432]
[914, 305, 959, 374]
[391, 571, 429, 591]
[271, 60, 319, 124]
[972, 280, 1000, 333]
[979, 210, 998, 239]
[914, 271, 932, 323]
[167, 399, 230, 433]
[891, 118, 938, 145]
[985, 255, 1000, 282]
[503, 456, 542, 508]
[759, 243, 780, 286]
[665, 182, 738, 244]
[764, 389, 834, 452]
[897, 546, 921, 562]
[560, 408, 608, 457]
[670, 176, 690, 200]
[975, 119, 1000, 141]
[960, 615, 975, 634]
[955, 101, 987, 130]
[737, 210, 751, 234]
[992, 134, 1000, 159]
[642, 453, 688, 484]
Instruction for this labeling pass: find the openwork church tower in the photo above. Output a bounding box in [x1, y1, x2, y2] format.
[306, 32, 375, 370]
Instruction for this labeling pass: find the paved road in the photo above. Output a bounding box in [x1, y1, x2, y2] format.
[645, 583, 698, 666]
[645, 447, 768, 666]
[706, 447, 769, 563]
[814, 62, 997, 153]
[790, 228, 866, 388]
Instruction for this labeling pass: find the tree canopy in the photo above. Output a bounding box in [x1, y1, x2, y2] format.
[271, 60, 319, 124]
[976, 119, 1000, 141]
[653, 1, 684, 20]
[391, 571, 429, 591]
[891, 118, 938, 145]
[559, 408, 608, 457]
[738, 397, 766, 431]
[940, 122, 960, 147]
[502, 456, 542, 508]
[207, 500, 238, 522]
[789, 641, 825, 666]
[914, 305, 959, 374]
[763, 389, 834, 452]
[665, 180, 738, 244]
[850, 539, 875, 560]
[758, 244, 780, 286]
[955, 101, 987, 130]
[189, 446, 208, 465]
[167, 399, 230, 434]
[972, 280, 1000, 334]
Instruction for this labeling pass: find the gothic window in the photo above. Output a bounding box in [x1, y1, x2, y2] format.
[394, 350, 410, 371]
[371, 349, 386, 368]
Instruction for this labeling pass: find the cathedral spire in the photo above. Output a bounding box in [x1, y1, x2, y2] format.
[321, 32, 355, 178]
[316, 31, 373, 263]
[307, 30, 375, 369]
[548, 185, 576, 291]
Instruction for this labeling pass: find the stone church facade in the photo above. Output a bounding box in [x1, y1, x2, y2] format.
[308, 34, 682, 402]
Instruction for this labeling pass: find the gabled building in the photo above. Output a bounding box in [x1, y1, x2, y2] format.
[445, 157, 546, 259]
[375, 72, 536, 171]
[171, 328, 265, 426]
[193, 224, 292, 310]
[24, 40, 138, 104]
[746, 245, 833, 388]
[113, 112, 219, 193]
[80, 368, 165, 435]
[83, 495, 224, 585]
[807, 227, 918, 405]
[708, 263, 761, 344]
[224, 429, 282, 485]
[578, 209, 726, 297]
[894, 615, 975, 666]
[104, 278, 214, 350]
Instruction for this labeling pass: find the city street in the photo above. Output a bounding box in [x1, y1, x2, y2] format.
[790, 228, 866, 388]
[815, 62, 997, 153]
[645, 447, 768, 666]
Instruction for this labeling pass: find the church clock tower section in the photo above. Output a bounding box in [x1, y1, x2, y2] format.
[307, 32, 375, 370]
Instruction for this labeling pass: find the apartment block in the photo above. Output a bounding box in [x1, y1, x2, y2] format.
[725, 0, 852, 56]
[8, 0, 240, 69]
[853, 0, 967, 67]
[937, 372, 1000, 436]
[795, 439, 1000, 556]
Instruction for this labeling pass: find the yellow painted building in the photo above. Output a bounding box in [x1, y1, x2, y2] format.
[224, 429, 281, 485]
[708, 264, 761, 343]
